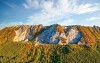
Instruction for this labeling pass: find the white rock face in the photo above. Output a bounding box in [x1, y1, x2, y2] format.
[13, 26, 33, 42]
[37, 25, 57, 44]
[66, 27, 82, 44]
[13, 25, 43, 42]
[37, 25, 68, 44]
[13, 24, 82, 45]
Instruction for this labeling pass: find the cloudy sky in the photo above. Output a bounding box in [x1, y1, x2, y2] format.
[0, 0, 100, 29]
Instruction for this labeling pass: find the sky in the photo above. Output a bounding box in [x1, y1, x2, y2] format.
[0, 0, 100, 29]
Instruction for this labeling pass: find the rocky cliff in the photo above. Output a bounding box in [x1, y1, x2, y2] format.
[0, 24, 100, 45]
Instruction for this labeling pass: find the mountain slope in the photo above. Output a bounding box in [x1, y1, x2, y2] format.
[0, 24, 100, 63]
[36, 24, 68, 45]
[0, 24, 100, 45]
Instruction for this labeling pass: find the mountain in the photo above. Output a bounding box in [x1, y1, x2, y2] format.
[0, 24, 100, 63]
[0, 24, 100, 45]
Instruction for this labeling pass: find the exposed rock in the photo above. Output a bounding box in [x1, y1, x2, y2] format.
[13, 25, 43, 42]
[37, 24, 68, 44]
[14, 25, 33, 42]
[65, 27, 82, 44]
[9, 24, 100, 45]
[13, 24, 81, 44]
[78, 41, 86, 45]
[1, 24, 100, 45]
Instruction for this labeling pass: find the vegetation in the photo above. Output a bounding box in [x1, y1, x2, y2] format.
[77, 26, 100, 45]
[0, 25, 100, 63]
[0, 41, 100, 63]
[0, 27, 19, 44]
[56, 25, 64, 33]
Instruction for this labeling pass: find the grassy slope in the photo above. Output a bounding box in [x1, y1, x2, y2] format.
[0, 42, 100, 63]
[0, 27, 19, 44]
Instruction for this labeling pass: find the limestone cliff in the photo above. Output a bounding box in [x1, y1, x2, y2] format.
[13, 25, 43, 42]
[37, 24, 68, 45]
[13, 24, 82, 45]
[0, 24, 100, 45]
[65, 27, 82, 44]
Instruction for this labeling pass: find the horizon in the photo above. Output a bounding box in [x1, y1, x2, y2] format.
[0, 0, 100, 29]
[0, 24, 99, 30]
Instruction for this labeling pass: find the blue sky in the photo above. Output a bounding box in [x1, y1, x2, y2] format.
[0, 0, 100, 29]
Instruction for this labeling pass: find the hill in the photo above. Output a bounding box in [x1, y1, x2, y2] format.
[0, 24, 100, 45]
[0, 24, 100, 63]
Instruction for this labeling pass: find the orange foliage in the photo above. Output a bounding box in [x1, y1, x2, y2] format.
[60, 37, 67, 43]
[0, 26, 19, 44]
[77, 26, 97, 45]
[56, 25, 64, 33]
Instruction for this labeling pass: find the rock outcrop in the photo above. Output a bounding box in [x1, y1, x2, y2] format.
[13, 24, 82, 45]
[65, 27, 82, 44]
[13, 25, 43, 42]
[0, 24, 100, 45]
[37, 24, 68, 45]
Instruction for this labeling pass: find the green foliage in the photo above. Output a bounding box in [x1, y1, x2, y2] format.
[0, 42, 100, 63]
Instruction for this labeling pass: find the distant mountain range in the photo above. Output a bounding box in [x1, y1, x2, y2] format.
[0, 24, 100, 45]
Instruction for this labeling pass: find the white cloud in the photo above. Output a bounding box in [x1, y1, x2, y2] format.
[23, 0, 39, 9]
[1, 0, 100, 29]
[22, 0, 100, 25]
[73, 4, 100, 14]
[86, 17, 100, 21]
[23, 0, 100, 14]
